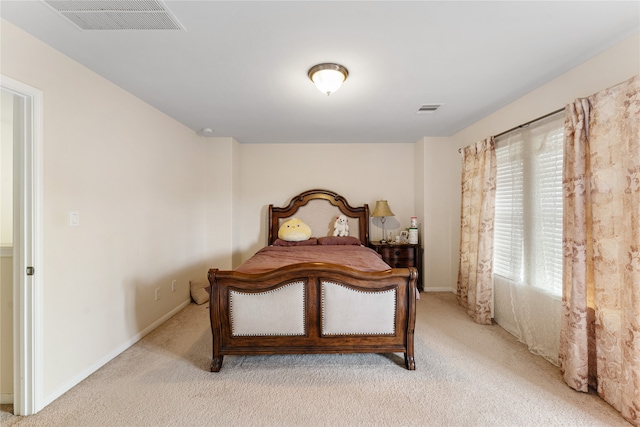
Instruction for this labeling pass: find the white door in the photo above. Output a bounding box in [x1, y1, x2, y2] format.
[1, 76, 44, 416]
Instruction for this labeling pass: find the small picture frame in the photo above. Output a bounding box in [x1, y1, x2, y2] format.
[399, 230, 409, 243]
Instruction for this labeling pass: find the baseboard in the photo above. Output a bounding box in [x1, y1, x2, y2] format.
[43, 299, 191, 408]
[423, 287, 455, 293]
[1, 393, 13, 404]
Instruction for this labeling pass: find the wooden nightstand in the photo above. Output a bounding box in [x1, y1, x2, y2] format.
[369, 241, 423, 292]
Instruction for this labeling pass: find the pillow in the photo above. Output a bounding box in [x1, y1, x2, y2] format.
[189, 280, 210, 305]
[273, 238, 318, 246]
[278, 217, 312, 242]
[317, 236, 361, 246]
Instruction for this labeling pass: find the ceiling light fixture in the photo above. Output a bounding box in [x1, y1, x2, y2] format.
[308, 63, 349, 96]
[197, 127, 215, 137]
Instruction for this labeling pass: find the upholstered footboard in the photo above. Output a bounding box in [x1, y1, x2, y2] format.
[208, 263, 418, 372]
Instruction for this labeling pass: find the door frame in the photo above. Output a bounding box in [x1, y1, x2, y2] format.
[1, 75, 44, 416]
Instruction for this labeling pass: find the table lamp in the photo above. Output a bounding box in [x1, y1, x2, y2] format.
[371, 200, 395, 243]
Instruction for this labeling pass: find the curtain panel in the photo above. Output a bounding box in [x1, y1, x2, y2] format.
[492, 112, 565, 366]
[560, 75, 640, 426]
[457, 137, 496, 325]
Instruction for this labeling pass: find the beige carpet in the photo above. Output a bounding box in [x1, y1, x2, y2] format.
[0, 292, 629, 426]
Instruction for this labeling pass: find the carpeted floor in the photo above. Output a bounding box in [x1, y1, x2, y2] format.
[0, 292, 630, 426]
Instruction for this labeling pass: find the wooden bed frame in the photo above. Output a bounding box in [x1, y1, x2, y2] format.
[208, 189, 418, 372]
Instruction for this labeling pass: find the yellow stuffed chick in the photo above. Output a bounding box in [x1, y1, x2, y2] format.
[278, 218, 312, 242]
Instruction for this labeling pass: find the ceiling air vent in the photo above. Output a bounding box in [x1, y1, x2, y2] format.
[44, 0, 184, 31]
[416, 104, 443, 114]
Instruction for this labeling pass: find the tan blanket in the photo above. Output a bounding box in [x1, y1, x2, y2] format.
[236, 245, 391, 274]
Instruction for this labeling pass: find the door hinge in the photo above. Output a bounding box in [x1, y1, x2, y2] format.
[26, 266, 35, 276]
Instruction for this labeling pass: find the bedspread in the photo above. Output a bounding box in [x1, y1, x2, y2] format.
[236, 245, 391, 274]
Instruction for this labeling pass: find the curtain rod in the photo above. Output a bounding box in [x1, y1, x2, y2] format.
[457, 107, 565, 153]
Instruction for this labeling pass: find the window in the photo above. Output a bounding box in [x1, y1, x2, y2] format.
[493, 112, 564, 296]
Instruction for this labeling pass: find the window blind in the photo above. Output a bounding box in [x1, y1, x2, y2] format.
[493, 111, 564, 296]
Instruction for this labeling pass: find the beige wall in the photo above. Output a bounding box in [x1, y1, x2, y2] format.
[425, 32, 640, 293]
[417, 137, 460, 291]
[203, 137, 236, 273]
[1, 20, 226, 404]
[1, 91, 13, 246]
[236, 143, 417, 264]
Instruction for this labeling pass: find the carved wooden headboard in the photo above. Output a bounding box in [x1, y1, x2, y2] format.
[268, 189, 370, 245]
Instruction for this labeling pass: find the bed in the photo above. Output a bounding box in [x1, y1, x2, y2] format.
[207, 189, 418, 372]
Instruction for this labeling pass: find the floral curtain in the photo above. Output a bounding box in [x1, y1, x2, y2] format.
[560, 75, 640, 425]
[457, 137, 496, 325]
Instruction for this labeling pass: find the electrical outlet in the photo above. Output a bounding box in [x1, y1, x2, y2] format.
[171, 280, 177, 292]
[155, 287, 161, 301]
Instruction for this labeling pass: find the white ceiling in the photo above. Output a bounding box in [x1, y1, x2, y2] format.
[1, 1, 639, 144]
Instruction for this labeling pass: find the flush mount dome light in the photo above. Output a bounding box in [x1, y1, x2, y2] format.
[197, 127, 215, 137]
[308, 63, 349, 96]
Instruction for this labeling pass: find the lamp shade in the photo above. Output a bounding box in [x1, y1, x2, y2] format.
[371, 200, 394, 217]
[308, 63, 348, 96]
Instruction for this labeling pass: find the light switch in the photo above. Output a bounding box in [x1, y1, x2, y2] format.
[69, 211, 80, 226]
